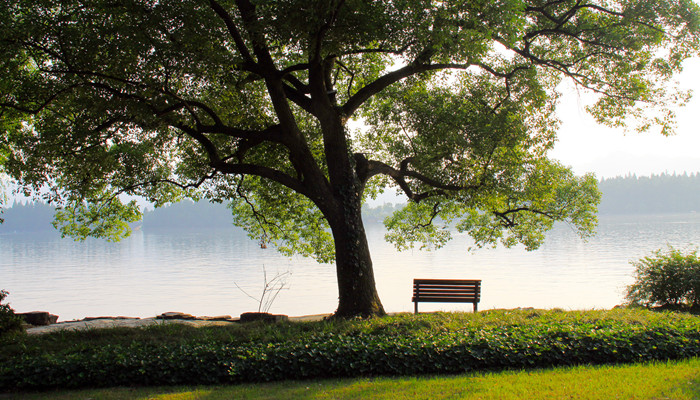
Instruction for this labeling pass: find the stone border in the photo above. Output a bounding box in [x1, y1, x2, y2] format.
[26, 312, 332, 334]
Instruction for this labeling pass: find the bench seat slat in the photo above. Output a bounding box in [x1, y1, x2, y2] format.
[412, 297, 479, 303]
[413, 291, 480, 296]
[413, 287, 480, 293]
[412, 278, 481, 313]
[413, 284, 479, 289]
[413, 296, 479, 303]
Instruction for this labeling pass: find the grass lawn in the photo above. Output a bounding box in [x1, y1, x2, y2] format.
[3, 358, 699, 400]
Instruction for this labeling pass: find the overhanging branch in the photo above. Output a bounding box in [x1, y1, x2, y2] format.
[209, 0, 256, 67]
[361, 156, 480, 202]
[493, 207, 555, 228]
[212, 161, 310, 198]
[342, 62, 473, 117]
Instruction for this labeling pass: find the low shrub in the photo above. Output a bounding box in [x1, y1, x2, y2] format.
[1, 309, 700, 390]
[625, 246, 700, 308]
[0, 289, 24, 338]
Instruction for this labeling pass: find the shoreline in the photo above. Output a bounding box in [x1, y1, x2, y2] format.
[25, 313, 333, 334]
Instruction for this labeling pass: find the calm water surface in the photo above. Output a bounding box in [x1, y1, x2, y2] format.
[3, 213, 700, 321]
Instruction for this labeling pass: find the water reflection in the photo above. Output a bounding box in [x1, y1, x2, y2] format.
[2, 213, 700, 321]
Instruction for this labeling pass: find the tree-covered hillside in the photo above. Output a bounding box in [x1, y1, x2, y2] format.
[2, 173, 700, 234]
[598, 173, 700, 215]
[141, 200, 234, 230]
[0, 200, 236, 233]
[0, 201, 57, 233]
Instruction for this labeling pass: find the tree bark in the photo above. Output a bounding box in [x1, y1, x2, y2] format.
[305, 57, 386, 317]
[328, 192, 386, 318]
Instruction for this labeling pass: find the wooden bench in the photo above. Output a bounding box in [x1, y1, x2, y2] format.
[412, 279, 481, 313]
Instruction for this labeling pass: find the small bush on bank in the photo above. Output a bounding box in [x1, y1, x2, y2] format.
[625, 246, 700, 309]
[1, 309, 700, 390]
[0, 290, 24, 338]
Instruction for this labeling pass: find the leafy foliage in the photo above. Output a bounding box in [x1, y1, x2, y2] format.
[229, 182, 335, 263]
[52, 197, 142, 242]
[1, 0, 695, 248]
[2, 309, 700, 390]
[626, 246, 700, 308]
[0, 290, 24, 338]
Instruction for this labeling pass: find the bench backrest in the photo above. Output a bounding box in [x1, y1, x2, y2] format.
[412, 279, 481, 312]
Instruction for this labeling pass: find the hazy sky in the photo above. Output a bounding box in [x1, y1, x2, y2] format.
[550, 57, 700, 179]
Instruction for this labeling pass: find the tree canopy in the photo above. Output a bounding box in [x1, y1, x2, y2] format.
[1, 0, 699, 316]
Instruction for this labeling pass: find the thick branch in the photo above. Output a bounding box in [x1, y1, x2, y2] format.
[212, 161, 309, 197]
[175, 124, 313, 205]
[310, 0, 346, 64]
[208, 0, 256, 66]
[493, 207, 555, 227]
[175, 123, 221, 163]
[117, 171, 218, 195]
[361, 157, 479, 202]
[282, 83, 314, 114]
[281, 63, 311, 78]
[342, 62, 473, 117]
[235, 0, 277, 72]
[0, 84, 80, 115]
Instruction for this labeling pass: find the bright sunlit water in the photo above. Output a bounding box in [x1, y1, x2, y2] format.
[3, 213, 700, 321]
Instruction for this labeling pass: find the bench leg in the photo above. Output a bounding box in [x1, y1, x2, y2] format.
[414, 302, 418, 314]
[473, 302, 478, 313]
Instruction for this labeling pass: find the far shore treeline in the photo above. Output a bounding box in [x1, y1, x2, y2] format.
[598, 172, 700, 215]
[1, 172, 700, 233]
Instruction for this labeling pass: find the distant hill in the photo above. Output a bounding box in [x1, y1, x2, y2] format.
[141, 200, 234, 230]
[598, 172, 700, 215]
[0, 199, 404, 233]
[0, 200, 237, 233]
[2, 173, 699, 233]
[364, 173, 700, 216]
[0, 201, 57, 233]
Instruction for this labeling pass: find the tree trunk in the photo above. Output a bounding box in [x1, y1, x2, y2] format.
[309, 83, 385, 317]
[328, 192, 386, 318]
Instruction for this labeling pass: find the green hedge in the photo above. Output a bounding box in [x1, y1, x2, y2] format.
[2, 313, 700, 390]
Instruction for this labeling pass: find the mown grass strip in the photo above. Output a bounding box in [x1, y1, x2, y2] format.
[3, 358, 699, 400]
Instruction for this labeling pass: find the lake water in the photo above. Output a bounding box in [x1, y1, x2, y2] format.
[3, 213, 700, 321]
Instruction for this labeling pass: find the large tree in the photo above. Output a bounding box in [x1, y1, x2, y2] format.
[1, 0, 698, 317]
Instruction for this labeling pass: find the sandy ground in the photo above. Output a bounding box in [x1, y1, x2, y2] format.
[26, 314, 332, 334]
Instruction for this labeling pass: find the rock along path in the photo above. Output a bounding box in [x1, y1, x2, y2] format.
[26, 313, 332, 335]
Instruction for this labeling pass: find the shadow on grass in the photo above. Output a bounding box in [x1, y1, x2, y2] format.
[3, 358, 700, 400]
